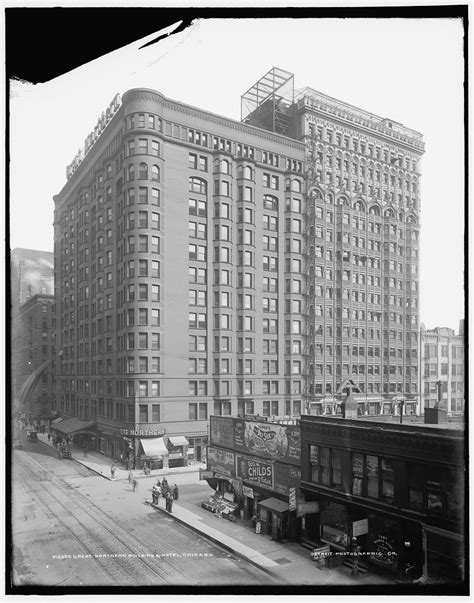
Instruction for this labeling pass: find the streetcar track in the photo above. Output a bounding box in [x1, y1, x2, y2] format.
[15, 454, 173, 585]
[13, 451, 270, 586]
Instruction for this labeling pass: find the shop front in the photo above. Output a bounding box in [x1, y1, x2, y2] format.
[50, 418, 97, 451]
[138, 437, 169, 469]
[366, 513, 423, 577]
[167, 435, 189, 467]
[423, 526, 464, 584]
[257, 497, 292, 540]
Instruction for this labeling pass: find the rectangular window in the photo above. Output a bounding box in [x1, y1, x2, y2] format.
[139, 404, 148, 422]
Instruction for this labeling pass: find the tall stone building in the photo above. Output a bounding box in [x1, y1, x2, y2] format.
[53, 68, 424, 463]
[244, 69, 425, 416]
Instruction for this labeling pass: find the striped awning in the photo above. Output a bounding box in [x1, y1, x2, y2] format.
[140, 437, 168, 458]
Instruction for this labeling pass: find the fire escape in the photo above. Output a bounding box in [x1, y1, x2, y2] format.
[303, 133, 319, 413]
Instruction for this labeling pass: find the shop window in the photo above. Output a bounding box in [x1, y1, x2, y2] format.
[381, 458, 394, 504]
[408, 463, 424, 511]
[366, 455, 379, 499]
[352, 453, 364, 495]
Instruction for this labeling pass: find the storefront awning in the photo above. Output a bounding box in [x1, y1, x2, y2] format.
[259, 497, 289, 513]
[51, 417, 64, 424]
[51, 418, 96, 435]
[140, 437, 168, 457]
[168, 435, 189, 447]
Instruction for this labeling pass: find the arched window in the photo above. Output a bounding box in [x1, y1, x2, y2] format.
[151, 165, 160, 181]
[338, 195, 348, 207]
[292, 179, 302, 193]
[139, 163, 148, 179]
[384, 208, 394, 218]
[189, 177, 207, 195]
[243, 165, 253, 180]
[354, 200, 365, 212]
[369, 204, 380, 216]
[220, 159, 230, 174]
[312, 188, 323, 200]
[128, 164, 135, 181]
[326, 192, 334, 205]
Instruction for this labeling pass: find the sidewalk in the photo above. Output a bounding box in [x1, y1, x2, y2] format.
[144, 492, 395, 586]
[37, 432, 395, 586]
[37, 432, 205, 482]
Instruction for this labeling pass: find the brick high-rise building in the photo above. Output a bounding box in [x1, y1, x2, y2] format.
[12, 293, 56, 419]
[53, 84, 305, 462]
[53, 69, 425, 463]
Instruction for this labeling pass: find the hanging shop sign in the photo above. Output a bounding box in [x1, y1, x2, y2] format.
[207, 447, 235, 477]
[66, 93, 122, 179]
[296, 501, 320, 517]
[288, 488, 297, 511]
[199, 468, 214, 480]
[243, 486, 254, 499]
[352, 518, 369, 537]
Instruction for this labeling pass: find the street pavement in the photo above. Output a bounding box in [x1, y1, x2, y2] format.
[35, 432, 395, 586]
[11, 435, 273, 588]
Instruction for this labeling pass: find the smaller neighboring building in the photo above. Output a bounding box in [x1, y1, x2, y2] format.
[299, 415, 465, 584]
[420, 322, 465, 415]
[205, 415, 302, 541]
[12, 294, 56, 419]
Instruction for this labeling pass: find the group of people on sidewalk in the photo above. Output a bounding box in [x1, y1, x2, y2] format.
[151, 477, 179, 512]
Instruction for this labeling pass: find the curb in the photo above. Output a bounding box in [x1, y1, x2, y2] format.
[37, 437, 203, 482]
[145, 500, 280, 580]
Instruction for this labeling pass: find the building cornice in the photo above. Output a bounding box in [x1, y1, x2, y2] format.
[123, 88, 305, 152]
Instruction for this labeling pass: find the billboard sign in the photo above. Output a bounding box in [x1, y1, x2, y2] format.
[210, 416, 235, 447]
[233, 420, 300, 463]
[236, 455, 274, 489]
[207, 447, 235, 477]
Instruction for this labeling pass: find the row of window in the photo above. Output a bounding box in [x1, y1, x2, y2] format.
[310, 125, 418, 168]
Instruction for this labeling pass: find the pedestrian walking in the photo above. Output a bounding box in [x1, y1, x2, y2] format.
[119, 453, 124, 466]
[351, 537, 361, 576]
[83, 448, 88, 458]
[132, 478, 138, 492]
[110, 464, 116, 479]
[152, 485, 159, 504]
[47, 433, 51, 443]
[128, 470, 133, 484]
[173, 484, 179, 501]
[166, 491, 173, 513]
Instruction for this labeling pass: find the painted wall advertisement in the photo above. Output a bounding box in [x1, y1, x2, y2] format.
[210, 416, 235, 448]
[207, 446, 235, 477]
[234, 420, 301, 463]
[274, 463, 302, 496]
[236, 455, 274, 490]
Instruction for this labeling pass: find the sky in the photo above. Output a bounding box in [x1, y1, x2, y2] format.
[9, 17, 465, 332]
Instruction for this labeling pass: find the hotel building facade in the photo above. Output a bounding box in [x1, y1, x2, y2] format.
[420, 322, 465, 415]
[53, 69, 424, 462]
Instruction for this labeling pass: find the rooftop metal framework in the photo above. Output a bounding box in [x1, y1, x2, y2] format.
[241, 67, 295, 136]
